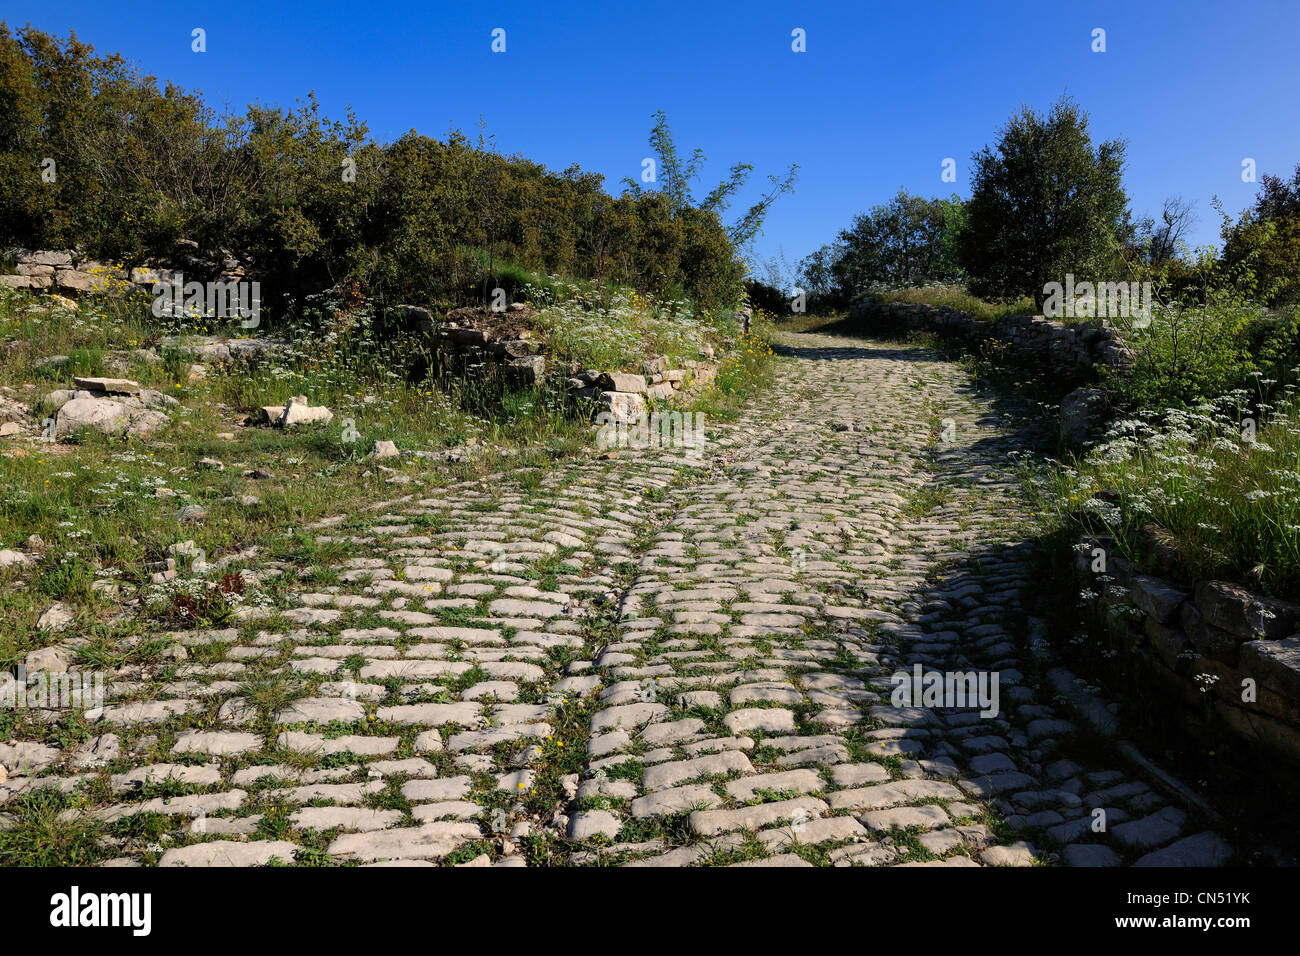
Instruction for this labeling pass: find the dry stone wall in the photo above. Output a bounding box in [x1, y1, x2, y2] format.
[848, 298, 1137, 371]
[2, 243, 252, 296]
[1076, 540, 1300, 773]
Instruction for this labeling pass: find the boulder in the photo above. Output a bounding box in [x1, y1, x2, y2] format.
[37, 602, 73, 631]
[370, 440, 400, 459]
[54, 270, 105, 293]
[260, 396, 333, 427]
[1240, 636, 1300, 699]
[138, 389, 180, 410]
[281, 399, 333, 427]
[1059, 388, 1108, 446]
[55, 396, 170, 439]
[1181, 602, 1245, 662]
[1195, 581, 1300, 641]
[506, 355, 546, 386]
[1129, 575, 1188, 625]
[25, 645, 73, 674]
[489, 340, 535, 360]
[0, 550, 31, 568]
[27, 250, 74, 267]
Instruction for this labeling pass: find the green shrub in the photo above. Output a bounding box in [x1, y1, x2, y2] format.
[0, 26, 747, 315]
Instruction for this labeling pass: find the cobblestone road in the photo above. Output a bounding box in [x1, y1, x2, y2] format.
[9, 332, 1234, 866]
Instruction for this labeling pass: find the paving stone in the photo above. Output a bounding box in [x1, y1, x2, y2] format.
[56, 329, 1243, 869]
[568, 810, 622, 841]
[725, 769, 823, 802]
[722, 708, 797, 734]
[1065, 844, 1122, 867]
[689, 797, 828, 836]
[172, 732, 261, 756]
[630, 785, 722, 819]
[1134, 831, 1233, 866]
[327, 822, 483, 861]
[291, 807, 403, 831]
[159, 840, 300, 867]
[860, 804, 950, 832]
[979, 841, 1038, 866]
[1112, 806, 1186, 849]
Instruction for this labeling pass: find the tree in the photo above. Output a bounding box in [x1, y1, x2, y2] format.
[622, 110, 798, 266]
[958, 95, 1131, 310]
[0, 26, 750, 313]
[1135, 196, 1196, 264]
[828, 190, 965, 296]
[1219, 163, 1300, 307]
[797, 243, 842, 303]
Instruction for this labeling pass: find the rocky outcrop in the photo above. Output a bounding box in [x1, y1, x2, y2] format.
[1059, 387, 1110, 446]
[159, 336, 290, 365]
[404, 307, 550, 388]
[403, 304, 715, 423]
[564, 362, 713, 424]
[48, 377, 177, 440]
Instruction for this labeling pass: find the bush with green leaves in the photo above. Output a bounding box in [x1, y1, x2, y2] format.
[0, 26, 772, 315]
[959, 95, 1132, 310]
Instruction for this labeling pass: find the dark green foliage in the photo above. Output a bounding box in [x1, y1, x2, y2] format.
[1218, 163, 1300, 308]
[958, 95, 1132, 309]
[797, 190, 966, 308]
[743, 278, 788, 316]
[0, 26, 747, 312]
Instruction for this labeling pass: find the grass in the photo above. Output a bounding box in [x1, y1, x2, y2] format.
[524, 278, 730, 372]
[0, 788, 105, 866]
[0, 279, 749, 678]
[1022, 388, 1300, 598]
[871, 285, 1035, 322]
[688, 311, 779, 421]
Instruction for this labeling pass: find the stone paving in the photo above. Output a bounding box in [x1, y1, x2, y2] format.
[2, 332, 1236, 866]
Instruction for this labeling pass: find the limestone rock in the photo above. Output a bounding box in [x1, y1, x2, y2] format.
[36, 602, 73, 632]
[600, 372, 647, 394]
[599, 391, 646, 425]
[55, 396, 170, 439]
[73, 376, 141, 395]
[261, 395, 334, 427]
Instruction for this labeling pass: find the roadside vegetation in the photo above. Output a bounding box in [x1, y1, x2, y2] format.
[787, 92, 1300, 600]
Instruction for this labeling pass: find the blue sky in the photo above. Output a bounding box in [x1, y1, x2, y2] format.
[5, 0, 1299, 279]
